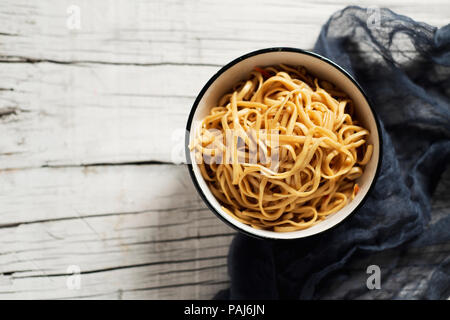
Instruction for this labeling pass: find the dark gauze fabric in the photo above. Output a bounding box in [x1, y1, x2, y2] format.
[215, 6, 450, 299]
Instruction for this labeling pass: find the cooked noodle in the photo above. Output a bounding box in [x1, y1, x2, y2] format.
[190, 64, 373, 232]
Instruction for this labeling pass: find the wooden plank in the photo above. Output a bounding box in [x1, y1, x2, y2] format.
[0, 218, 233, 299]
[0, 257, 231, 299]
[0, 163, 235, 299]
[0, 63, 217, 168]
[0, 163, 223, 224]
[0, 210, 234, 275]
[0, 0, 448, 65]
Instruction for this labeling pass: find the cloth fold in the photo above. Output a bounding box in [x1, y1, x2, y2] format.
[215, 6, 450, 300]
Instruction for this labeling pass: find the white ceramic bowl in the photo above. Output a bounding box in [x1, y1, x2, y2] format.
[186, 48, 382, 240]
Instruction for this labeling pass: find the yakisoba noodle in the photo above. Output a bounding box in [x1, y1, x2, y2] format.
[191, 64, 373, 232]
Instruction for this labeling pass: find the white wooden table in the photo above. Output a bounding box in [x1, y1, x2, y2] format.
[0, 0, 448, 299]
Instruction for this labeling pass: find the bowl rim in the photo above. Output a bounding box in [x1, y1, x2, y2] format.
[185, 47, 383, 241]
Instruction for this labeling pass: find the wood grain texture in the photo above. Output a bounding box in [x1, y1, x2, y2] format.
[0, 164, 235, 299]
[0, 62, 215, 168]
[0, 0, 448, 299]
[0, 0, 448, 65]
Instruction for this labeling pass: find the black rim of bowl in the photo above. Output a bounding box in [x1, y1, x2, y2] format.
[185, 47, 383, 241]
